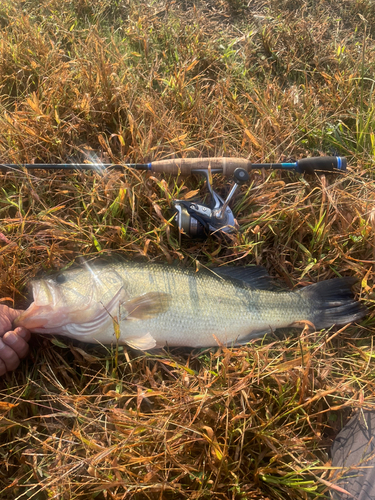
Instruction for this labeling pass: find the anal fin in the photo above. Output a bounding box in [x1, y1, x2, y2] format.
[126, 332, 157, 350]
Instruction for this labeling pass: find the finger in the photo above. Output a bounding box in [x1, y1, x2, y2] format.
[0, 313, 12, 337]
[0, 306, 26, 336]
[8, 308, 25, 323]
[0, 305, 22, 323]
[0, 358, 7, 376]
[0, 337, 21, 371]
[3, 332, 30, 360]
[13, 327, 31, 342]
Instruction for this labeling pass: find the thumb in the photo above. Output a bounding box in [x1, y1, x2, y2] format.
[0, 306, 25, 336]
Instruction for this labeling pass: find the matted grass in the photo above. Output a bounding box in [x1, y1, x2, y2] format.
[1, 0, 375, 498]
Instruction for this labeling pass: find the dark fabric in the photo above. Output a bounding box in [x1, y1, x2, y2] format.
[331, 410, 375, 499]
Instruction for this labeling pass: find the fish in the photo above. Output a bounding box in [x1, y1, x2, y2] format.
[14, 261, 367, 350]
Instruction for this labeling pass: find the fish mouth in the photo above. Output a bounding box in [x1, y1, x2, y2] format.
[15, 303, 58, 330]
[14, 279, 90, 332]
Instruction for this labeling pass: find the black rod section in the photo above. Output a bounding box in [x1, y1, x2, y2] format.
[0, 163, 150, 171]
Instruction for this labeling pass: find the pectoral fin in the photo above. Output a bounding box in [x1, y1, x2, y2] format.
[121, 292, 171, 321]
[126, 332, 157, 350]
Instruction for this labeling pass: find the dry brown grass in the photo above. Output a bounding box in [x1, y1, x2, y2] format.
[1, 0, 375, 498]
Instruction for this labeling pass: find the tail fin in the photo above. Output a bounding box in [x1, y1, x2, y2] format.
[298, 277, 367, 329]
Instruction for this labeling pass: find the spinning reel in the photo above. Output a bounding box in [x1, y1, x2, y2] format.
[1, 155, 347, 239]
[172, 167, 249, 238]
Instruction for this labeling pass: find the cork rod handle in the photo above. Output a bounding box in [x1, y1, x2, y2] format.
[150, 157, 253, 177]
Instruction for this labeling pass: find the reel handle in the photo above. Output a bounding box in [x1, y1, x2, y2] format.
[214, 168, 250, 220]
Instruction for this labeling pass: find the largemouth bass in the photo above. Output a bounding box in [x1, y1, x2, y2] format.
[15, 261, 366, 350]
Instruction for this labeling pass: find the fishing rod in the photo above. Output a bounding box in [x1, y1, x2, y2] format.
[0, 156, 347, 238]
[0, 155, 346, 176]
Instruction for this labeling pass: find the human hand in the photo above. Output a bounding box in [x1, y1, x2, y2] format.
[0, 305, 31, 376]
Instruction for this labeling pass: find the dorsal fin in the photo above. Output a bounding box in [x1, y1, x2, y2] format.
[211, 266, 286, 291]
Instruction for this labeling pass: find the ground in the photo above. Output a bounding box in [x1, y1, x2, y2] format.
[0, 0, 375, 498]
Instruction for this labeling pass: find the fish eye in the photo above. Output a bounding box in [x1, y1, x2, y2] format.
[55, 274, 67, 284]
